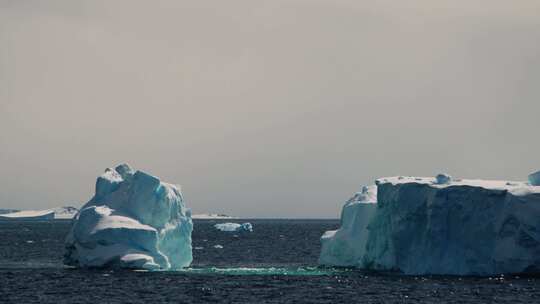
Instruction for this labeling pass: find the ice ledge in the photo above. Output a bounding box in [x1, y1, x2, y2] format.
[375, 176, 540, 196]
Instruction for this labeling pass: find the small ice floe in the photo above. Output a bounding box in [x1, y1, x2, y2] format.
[213, 245, 224, 249]
[435, 173, 452, 185]
[214, 222, 253, 232]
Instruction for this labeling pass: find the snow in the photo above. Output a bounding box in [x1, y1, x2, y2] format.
[0, 210, 55, 220]
[64, 163, 193, 270]
[214, 222, 253, 232]
[0, 206, 78, 220]
[320, 174, 540, 275]
[375, 176, 539, 194]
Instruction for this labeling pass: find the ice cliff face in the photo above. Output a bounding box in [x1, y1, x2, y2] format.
[319, 186, 377, 266]
[320, 176, 540, 276]
[64, 164, 192, 270]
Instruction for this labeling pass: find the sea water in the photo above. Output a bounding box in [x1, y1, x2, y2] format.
[0, 220, 539, 303]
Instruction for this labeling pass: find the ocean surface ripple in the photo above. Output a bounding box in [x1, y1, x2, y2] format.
[0, 220, 539, 303]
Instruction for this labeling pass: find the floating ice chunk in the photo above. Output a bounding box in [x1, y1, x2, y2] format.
[528, 170, 540, 186]
[214, 222, 253, 232]
[64, 164, 192, 270]
[435, 173, 452, 184]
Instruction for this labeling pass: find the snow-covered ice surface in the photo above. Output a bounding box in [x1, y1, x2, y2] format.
[0, 207, 78, 220]
[214, 222, 253, 232]
[0, 210, 55, 220]
[64, 164, 192, 270]
[320, 175, 540, 275]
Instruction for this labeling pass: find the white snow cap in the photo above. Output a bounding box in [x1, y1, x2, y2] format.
[64, 163, 193, 270]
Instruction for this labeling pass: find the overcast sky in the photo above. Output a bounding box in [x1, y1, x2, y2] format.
[1, 0, 539, 217]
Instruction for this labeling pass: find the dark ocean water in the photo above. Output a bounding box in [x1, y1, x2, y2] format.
[0, 219, 539, 303]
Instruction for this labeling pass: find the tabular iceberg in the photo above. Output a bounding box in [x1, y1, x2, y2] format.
[0, 206, 79, 220]
[214, 222, 253, 232]
[320, 175, 540, 275]
[64, 164, 193, 270]
[0, 210, 55, 221]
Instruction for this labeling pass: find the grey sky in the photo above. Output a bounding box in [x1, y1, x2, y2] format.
[1, 0, 539, 217]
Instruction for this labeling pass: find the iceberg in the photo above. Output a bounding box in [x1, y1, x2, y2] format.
[0, 209, 20, 215]
[0, 206, 79, 220]
[192, 213, 234, 219]
[0, 210, 55, 221]
[320, 175, 540, 275]
[529, 170, 540, 186]
[319, 186, 377, 266]
[64, 164, 192, 270]
[214, 222, 253, 232]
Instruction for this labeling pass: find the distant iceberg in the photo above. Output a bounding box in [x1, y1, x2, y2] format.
[192, 213, 234, 219]
[320, 174, 540, 276]
[0, 206, 78, 221]
[214, 222, 253, 232]
[64, 164, 192, 270]
[0, 210, 55, 221]
[0, 209, 20, 215]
